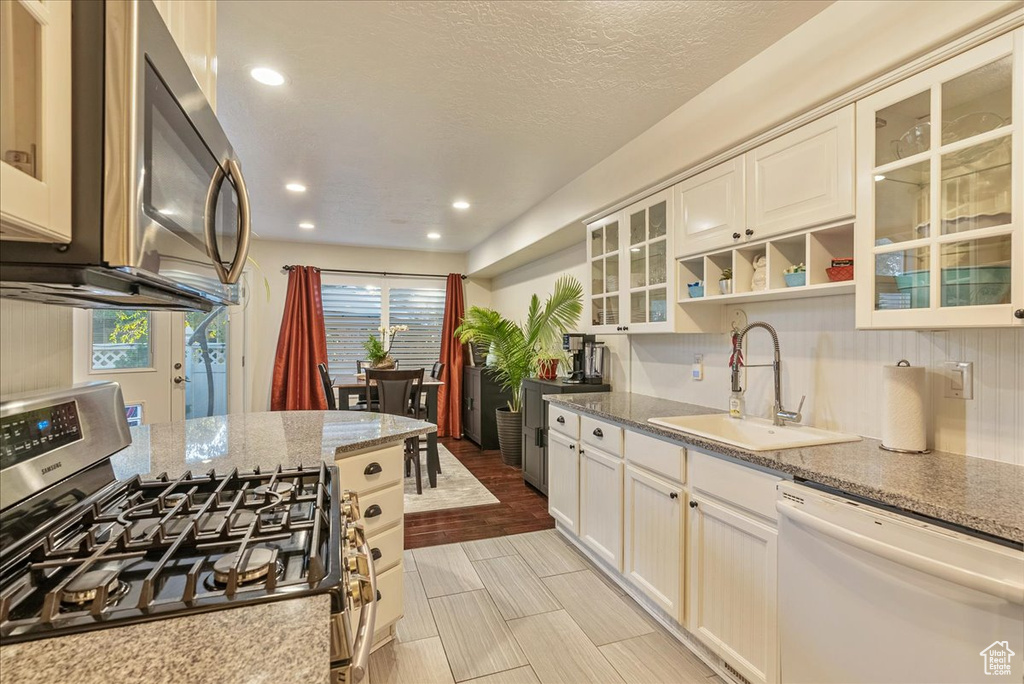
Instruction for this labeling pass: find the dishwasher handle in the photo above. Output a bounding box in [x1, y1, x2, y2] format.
[777, 500, 1024, 605]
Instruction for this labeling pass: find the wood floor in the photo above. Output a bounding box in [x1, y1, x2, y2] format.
[404, 437, 554, 550]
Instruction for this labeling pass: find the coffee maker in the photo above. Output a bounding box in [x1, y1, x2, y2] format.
[563, 333, 606, 384]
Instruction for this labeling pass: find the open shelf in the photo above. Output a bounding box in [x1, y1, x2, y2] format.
[678, 222, 856, 305]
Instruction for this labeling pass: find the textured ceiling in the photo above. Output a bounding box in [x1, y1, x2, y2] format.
[217, 0, 831, 252]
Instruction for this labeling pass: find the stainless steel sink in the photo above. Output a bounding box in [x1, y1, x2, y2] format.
[648, 413, 861, 451]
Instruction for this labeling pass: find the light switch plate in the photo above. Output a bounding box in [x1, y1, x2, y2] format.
[943, 361, 973, 399]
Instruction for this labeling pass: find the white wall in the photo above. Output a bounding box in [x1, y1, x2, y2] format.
[467, 0, 1021, 276]
[488, 245, 1024, 465]
[0, 300, 72, 396]
[245, 238, 490, 411]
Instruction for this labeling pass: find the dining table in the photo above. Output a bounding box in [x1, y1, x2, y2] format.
[331, 374, 443, 488]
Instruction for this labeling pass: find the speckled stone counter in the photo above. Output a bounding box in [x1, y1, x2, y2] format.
[0, 411, 433, 684]
[0, 595, 331, 684]
[111, 409, 436, 479]
[545, 392, 1024, 544]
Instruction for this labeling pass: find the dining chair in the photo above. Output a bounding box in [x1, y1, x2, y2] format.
[365, 368, 425, 494]
[418, 361, 445, 473]
[316, 363, 337, 411]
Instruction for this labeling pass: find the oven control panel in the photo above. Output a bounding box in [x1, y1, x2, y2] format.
[0, 401, 81, 469]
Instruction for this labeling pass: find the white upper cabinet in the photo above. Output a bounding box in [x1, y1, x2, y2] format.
[855, 30, 1023, 328]
[587, 211, 625, 333]
[745, 105, 855, 241]
[152, 0, 218, 111]
[0, 0, 72, 243]
[675, 157, 746, 258]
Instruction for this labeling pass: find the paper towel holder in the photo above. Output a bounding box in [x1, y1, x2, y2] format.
[880, 359, 932, 454]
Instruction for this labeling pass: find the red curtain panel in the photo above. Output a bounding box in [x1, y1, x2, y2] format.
[271, 266, 329, 411]
[436, 273, 465, 437]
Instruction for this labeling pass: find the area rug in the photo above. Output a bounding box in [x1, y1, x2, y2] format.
[404, 444, 499, 514]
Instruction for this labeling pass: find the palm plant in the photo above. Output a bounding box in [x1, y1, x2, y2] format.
[455, 275, 583, 413]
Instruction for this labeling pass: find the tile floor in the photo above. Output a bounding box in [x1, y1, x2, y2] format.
[369, 529, 726, 684]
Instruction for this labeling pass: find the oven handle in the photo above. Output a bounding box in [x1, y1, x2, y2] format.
[348, 540, 379, 684]
[203, 158, 252, 285]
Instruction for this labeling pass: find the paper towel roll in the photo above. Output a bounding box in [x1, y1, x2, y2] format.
[881, 361, 928, 453]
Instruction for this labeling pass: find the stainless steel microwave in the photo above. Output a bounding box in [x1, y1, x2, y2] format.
[0, 0, 250, 312]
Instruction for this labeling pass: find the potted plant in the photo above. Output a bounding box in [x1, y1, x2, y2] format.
[362, 325, 409, 369]
[533, 346, 570, 381]
[719, 268, 733, 295]
[455, 275, 583, 466]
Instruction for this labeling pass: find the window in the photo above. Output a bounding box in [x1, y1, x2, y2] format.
[321, 279, 446, 375]
[90, 310, 153, 370]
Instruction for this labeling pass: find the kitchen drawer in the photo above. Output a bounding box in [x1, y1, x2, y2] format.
[335, 445, 403, 494]
[373, 564, 404, 636]
[360, 482, 403, 537]
[688, 449, 782, 522]
[581, 415, 622, 457]
[367, 523, 403, 573]
[625, 430, 686, 483]
[548, 405, 580, 440]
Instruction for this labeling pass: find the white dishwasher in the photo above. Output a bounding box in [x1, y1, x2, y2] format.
[777, 482, 1023, 684]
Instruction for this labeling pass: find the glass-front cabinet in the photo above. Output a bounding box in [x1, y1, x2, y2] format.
[855, 30, 1023, 328]
[587, 188, 680, 334]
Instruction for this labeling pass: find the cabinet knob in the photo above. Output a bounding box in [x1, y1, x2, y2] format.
[569, 443, 575, 450]
[689, 500, 698, 508]
[732, 232, 741, 240]
[745, 229, 754, 237]
[669, 492, 679, 499]
[1015, 309, 1024, 320]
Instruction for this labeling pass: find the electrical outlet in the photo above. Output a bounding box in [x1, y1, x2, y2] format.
[692, 353, 703, 381]
[943, 361, 973, 399]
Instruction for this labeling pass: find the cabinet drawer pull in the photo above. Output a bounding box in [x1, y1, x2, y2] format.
[364, 462, 383, 476]
[556, 416, 565, 424]
[371, 547, 382, 561]
[689, 500, 698, 508]
[569, 443, 575, 451]
[745, 228, 754, 237]
[592, 428, 603, 438]
[376, 590, 382, 602]
[732, 232, 741, 240]
[669, 492, 679, 499]
[365, 504, 382, 518]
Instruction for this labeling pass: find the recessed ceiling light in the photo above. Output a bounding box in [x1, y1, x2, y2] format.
[285, 182, 307, 193]
[427, 232, 441, 240]
[452, 200, 470, 210]
[299, 222, 315, 230]
[874, 174, 886, 182]
[251, 67, 285, 86]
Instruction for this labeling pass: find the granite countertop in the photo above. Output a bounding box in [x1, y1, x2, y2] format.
[0, 595, 331, 684]
[545, 392, 1024, 544]
[1, 411, 433, 683]
[112, 409, 436, 480]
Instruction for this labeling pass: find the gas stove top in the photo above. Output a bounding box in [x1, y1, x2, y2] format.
[0, 462, 342, 643]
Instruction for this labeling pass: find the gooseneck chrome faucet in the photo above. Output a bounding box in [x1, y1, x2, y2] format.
[730, 321, 804, 426]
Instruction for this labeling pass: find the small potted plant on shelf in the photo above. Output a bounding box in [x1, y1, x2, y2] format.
[533, 345, 570, 381]
[362, 325, 409, 369]
[719, 268, 733, 295]
[455, 275, 583, 466]
[783, 263, 807, 287]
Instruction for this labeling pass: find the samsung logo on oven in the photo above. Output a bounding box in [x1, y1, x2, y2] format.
[41, 461, 62, 475]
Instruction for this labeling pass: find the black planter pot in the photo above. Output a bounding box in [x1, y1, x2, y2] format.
[495, 407, 523, 467]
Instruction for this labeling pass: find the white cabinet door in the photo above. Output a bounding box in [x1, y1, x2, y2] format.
[586, 212, 625, 334]
[675, 157, 746, 257]
[623, 465, 683, 620]
[688, 495, 779, 684]
[622, 188, 675, 333]
[745, 105, 855, 241]
[0, 0, 72, 243]
[855, 30, 1023, 329]
[547, 430, 579, 534]
[152, 0, 217, 111]
[579, 444, 624, 570]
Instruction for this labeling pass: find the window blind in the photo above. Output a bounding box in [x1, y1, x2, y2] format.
[322, 284, 382, 375]
[388, 287, 446, 370]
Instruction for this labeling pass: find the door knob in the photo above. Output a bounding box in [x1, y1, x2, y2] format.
[173, 376, 189, 384]
[173, 362, 182, 370]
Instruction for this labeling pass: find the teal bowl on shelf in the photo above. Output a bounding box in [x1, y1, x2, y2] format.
[783, 272, 806, 287]
[894, 266, 1011, 308]
[687, 284, 705, 298]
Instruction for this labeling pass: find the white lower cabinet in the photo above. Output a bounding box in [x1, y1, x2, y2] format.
[579, 445, 624, 570]
[623, 465, 683, 621]
[547, 429, 579, 534]
[688, 494, 779, 684]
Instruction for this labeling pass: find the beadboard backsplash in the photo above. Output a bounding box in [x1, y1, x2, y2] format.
[0, 300, 73, 396]
[628, 294, 1024, 466]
